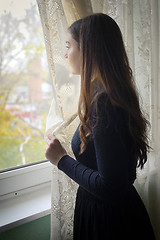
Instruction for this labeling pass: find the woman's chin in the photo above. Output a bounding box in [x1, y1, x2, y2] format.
[71, 70, 80, 75]
[69, 67, 80, 75]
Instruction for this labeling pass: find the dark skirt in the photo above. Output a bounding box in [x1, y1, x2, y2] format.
[73, 186, 155, 240]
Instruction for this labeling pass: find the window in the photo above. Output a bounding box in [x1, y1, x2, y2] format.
[0, 1, 52, 228]
[0, 0, 52, 172]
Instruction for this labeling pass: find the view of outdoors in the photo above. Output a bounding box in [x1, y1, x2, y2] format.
[0, 0, 53, 171]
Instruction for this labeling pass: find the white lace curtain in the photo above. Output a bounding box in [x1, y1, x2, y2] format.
[37, 0, 160, 239]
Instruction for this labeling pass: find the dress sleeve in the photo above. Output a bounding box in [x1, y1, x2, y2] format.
[58, 94, 129, 204]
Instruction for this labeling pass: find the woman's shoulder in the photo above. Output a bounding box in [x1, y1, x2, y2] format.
[92, 90, 109, 110]
[92, 90, 113, 116]
[91, 90, 127, 127]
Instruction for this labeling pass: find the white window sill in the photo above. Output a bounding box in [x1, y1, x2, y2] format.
[0, 181, 51, 232]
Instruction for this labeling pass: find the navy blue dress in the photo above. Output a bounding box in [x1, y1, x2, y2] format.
[58, 93, 155, 240]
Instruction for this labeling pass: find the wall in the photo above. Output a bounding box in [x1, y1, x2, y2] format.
[0, 215, 50, 240]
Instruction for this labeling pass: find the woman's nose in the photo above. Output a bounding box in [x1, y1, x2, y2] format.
[64, 53, 68, 58]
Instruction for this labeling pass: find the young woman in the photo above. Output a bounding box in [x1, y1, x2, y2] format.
[45, 13, 155, 240]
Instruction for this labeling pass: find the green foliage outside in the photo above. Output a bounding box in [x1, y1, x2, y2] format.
[0, 138, 22, 170]
[0, 109, 47, 170]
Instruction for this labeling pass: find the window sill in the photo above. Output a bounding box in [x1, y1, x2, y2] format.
[0, 182, 51, 232]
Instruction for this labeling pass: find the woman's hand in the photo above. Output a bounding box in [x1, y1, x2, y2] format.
[45, 134, 67, 166]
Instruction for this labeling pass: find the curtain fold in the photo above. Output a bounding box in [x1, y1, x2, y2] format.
[37, 0, 160, 239]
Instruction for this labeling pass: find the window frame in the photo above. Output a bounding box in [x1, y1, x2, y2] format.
[0, 161, 52, 230]
[0, 161, 52, 199]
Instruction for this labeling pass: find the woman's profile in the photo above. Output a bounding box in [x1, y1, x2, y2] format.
[45, 13, 155, 239]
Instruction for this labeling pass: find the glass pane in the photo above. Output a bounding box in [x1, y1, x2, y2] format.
[0, 0, 52, 171]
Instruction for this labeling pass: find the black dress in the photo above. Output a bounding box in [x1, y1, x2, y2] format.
[58, 93, 155, 240]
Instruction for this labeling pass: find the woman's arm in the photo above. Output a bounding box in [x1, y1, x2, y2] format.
[58, 95, 129, 203]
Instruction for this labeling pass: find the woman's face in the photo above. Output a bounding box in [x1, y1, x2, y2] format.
[65, 32, 81, 75]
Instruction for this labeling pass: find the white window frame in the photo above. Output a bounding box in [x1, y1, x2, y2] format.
[0, 161, 52, 231]
[0, 161, 51, 198]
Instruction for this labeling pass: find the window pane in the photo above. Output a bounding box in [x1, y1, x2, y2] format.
[0, 0, 52, 171]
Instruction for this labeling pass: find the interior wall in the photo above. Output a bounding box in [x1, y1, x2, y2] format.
[0, 215, 50, 240]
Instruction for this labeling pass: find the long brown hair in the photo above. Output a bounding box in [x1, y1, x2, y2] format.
[68, 13, 150, 169]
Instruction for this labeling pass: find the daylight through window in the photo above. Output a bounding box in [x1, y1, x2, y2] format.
[0, 0, 52, 171]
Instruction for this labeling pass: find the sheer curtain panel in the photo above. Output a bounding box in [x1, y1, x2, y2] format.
[37, 0, 160, 239]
